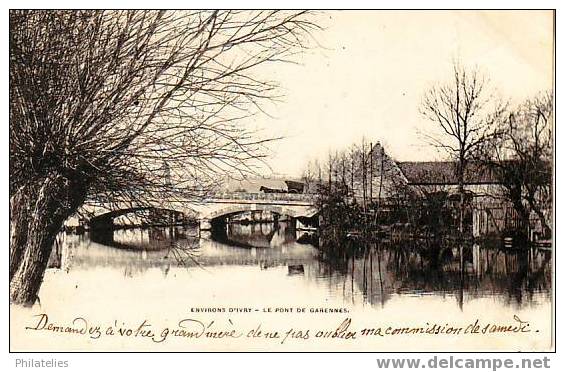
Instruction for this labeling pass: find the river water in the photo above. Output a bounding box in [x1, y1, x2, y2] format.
[52, 221, 551, 309]
[11, 220, 553, 351]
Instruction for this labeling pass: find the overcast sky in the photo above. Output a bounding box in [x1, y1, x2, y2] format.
[249, 10, 554, 178]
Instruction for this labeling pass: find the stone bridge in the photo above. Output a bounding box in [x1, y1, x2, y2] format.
[73, 192, 318, 233]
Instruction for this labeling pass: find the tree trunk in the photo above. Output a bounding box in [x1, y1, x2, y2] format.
[528, 199, 552, 238]
[9, 183, 36, 281]
[10, 174, 79, 306]
[507, 186, 530, 232]
[457, 156, 465, 234]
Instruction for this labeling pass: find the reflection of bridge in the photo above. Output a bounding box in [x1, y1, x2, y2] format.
[75, 192, 318, 234]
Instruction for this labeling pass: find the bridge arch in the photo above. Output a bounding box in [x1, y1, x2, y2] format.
[89, 206, 195, 229]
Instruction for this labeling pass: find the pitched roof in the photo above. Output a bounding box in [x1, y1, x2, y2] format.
[225, 177, 304, 193]
[397, 161, 499, 185]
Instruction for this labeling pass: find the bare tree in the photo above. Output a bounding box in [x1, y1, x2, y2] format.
[301, 160, 316, 193]
[9, 10, 319, 305]
[420, 62, 506, 234]
[303, 138, 408, 234]
[480, 92, 553, 238]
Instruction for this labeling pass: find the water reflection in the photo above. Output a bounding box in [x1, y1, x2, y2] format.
[214, 221, 297, 248]
[312, 240, 551, 309]
[54, 220, 552, 310]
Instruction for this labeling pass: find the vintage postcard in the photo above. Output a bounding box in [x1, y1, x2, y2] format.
[9, 10, 554, 352]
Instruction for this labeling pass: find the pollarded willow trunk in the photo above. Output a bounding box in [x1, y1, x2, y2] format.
[9, 183, 37, 281]
[9, 173, 82, 306]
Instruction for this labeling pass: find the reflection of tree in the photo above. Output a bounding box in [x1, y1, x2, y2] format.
[475, 247, 552, 306]
[312, 239, 551, 308]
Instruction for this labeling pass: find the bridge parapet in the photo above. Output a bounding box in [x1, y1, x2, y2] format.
[207, 192, 316, 203]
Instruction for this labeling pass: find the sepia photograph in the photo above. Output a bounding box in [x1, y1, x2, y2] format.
[8, 8, 554, 354]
